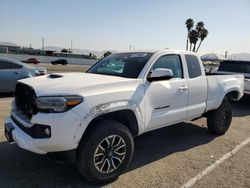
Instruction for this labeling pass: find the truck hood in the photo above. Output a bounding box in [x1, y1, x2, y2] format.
[19, 72, 141, 96]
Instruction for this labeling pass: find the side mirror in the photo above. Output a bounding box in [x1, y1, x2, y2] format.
[147, 68, 173, 82]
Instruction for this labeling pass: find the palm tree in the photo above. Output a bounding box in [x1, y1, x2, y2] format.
[196, 21, 204, 33]
[196, 28, 208, 52]
[185, 19, 194, 50]
[185, 19, 209, 52]
[192, 21, 205, 52]
[189, 29, 199, 52]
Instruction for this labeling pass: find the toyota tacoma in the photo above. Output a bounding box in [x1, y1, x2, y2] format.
[4, 50, 244, 183]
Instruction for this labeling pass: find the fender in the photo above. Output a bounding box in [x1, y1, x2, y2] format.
[206, 87, 242, 112]
[73, 100, 144, 145]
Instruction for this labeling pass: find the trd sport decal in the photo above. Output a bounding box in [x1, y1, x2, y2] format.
[155, 105, 170, 110]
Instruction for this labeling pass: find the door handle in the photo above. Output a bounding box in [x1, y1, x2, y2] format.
[178, 85, 188, 91]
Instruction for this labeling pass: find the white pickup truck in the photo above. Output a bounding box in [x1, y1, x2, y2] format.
[4, 50, 244, 183]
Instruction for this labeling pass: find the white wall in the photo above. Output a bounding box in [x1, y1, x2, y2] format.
[0, 53, 98, 66]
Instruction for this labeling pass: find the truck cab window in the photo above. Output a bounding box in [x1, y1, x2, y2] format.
[152, 54, 183, 78]
[185, 54, 202, 78]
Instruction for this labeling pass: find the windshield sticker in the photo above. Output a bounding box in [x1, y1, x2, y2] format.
[130, 53, 148, 58]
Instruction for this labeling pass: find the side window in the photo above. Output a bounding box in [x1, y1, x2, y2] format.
[152, 55, 183, 78]
[185, 55, 202, 78]
[0, 60, 22, 70]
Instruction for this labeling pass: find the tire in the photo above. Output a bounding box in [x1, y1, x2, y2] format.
[207, 100, 232, 135]
[76, 120, 134, 184]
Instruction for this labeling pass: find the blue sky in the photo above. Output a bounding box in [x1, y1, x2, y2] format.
[1, 0, 250, 54]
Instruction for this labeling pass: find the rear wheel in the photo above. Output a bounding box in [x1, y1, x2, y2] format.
[207, 100, 232, 135]
[76, 120, 134, 183]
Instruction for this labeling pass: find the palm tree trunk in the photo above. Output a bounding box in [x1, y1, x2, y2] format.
[189, 42, 192, 51]
[196, 40, 203, 52]
[186, 38, 188, 50]
[192, 43, 196, 52]
[186, 34, 189, 50]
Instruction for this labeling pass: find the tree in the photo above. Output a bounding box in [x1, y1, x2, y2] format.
[196, 28, 208, 52]
[61, 48, 68, 53]
[185, 19, 208, 52]
[185, 18, 194, 50]
[196, 21, 204, 33]
[189, 29, 199, 52]
[68, 48, 72, 53]
[88, 52, 97, 59]
[103, 51, 112, 57]
[91, 53, 97, 60]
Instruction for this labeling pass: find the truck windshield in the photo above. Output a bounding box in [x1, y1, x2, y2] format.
[87, 52, 153, 78]
[218, 61, 250, 74]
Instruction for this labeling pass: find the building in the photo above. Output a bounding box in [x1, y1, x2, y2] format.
[0, 44, 21, 53]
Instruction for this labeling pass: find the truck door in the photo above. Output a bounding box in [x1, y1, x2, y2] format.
[184, 54, 207, 118]
[145, 54, 188, 131]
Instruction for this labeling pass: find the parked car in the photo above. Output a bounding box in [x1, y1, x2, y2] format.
[0, 57, 46, 93]
[23, 58, 41, 64]
[4, 50, 244, 183]
[51, 59, 68, 65]
[216, 60, 250, 95]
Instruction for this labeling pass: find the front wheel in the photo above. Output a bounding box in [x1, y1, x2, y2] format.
[76, 120, 134, 183]
[207, 100, 232, 135]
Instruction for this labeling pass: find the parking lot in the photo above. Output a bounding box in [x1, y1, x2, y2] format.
[33, 63, 90, 73]
[0, 64, 250, 188]
[0, 95, 250, 188]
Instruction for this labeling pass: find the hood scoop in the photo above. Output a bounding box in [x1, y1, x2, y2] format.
[48, 74, 63, 79]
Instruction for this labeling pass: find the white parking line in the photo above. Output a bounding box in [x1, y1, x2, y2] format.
[181, 137, 250, 188]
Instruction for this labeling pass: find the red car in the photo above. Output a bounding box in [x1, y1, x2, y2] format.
[24, 58, 41, 64]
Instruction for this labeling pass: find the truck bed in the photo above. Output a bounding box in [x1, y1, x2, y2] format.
[206, 71, 250, 95]
[205, 74, 244, 112]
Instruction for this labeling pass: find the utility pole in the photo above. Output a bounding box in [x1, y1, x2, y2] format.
[42, 38, 44, 50]
[225, 51, 228, 59]
[71, 40, 73, 53]
[129, 45, 132, 51]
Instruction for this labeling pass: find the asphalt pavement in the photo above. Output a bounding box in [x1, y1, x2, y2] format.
[0, 97, 249, 188]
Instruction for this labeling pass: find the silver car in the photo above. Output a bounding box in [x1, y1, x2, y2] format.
[0, 57, 47, 93]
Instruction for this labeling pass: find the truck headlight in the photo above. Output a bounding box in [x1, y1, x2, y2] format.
[36, 96, 83, 113]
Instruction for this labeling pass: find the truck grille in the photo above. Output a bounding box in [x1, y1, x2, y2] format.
[15, 83, 37, 118]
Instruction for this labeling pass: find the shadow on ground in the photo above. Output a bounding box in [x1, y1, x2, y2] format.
[0, 122, 216, 188]
[0, 96, 249, 187]
[0, 93, 14, 98]
[232, 96, 250, 117]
